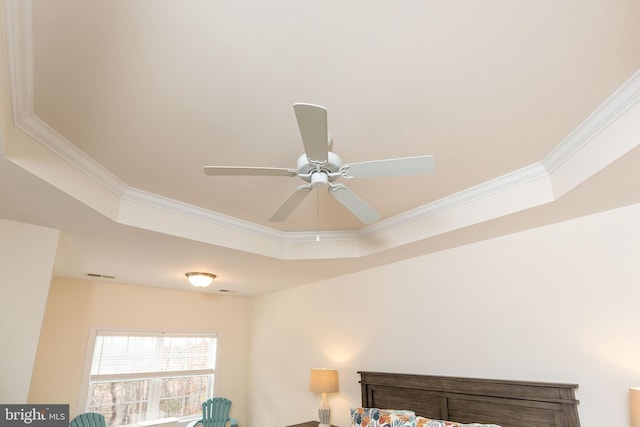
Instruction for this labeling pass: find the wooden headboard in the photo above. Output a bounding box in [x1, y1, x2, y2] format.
[358, 371, 580, 427]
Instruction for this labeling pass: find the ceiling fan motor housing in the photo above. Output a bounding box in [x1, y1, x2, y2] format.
[296, 152, 342, 184]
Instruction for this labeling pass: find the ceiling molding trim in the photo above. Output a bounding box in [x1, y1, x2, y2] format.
[122, 188, 361, 244]
[283, 230, 360, 242]
[121, 187, 285, 241]
[2, 0, 33, 124]
[121, 163, 550, 251]
[543, 69, 640, 174]
[119, 188, 365, 259]
[361, 162, 550, 239]
[3, 0, 126, 197]
[362, 68, 640, 241]
[19, 116, 128, 196]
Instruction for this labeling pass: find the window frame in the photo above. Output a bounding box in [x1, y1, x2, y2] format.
[78, 327, 221, 425]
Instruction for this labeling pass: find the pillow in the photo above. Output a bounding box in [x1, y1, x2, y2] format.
[416, 416, 501, 427]
[351, 407, 416, 427]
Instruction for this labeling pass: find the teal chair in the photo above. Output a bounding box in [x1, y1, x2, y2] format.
[70, 413, 106, 427]
[187, 397, 237, 427]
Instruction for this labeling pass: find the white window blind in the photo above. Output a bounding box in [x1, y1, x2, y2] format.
[86, 331, 217, 427]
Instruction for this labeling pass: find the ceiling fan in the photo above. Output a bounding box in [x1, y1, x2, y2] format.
[204, 103, 435, 224]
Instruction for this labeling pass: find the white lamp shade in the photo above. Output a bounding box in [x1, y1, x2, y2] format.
[309, 368, 339, 393]
[631, 387, 640, 427]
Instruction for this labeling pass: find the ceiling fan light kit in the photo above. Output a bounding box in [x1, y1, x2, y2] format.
[204, 103, 435, 225]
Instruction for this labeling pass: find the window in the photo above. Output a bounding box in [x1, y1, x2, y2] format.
[85, 331, 217, 427]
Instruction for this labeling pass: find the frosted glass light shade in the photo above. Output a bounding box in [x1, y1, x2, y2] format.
[309, 368, 339, 393]
[186, 272, 216, 287]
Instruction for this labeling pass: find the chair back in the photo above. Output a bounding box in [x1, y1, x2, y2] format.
[70, 413, 106, 427]
[200, 397, 232, 427]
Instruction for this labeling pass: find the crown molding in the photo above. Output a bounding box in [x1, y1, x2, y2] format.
[122, 187, 285, 241]
[364, 162, 550, 238]
[20, 116, 129, 196]
[123, 187, 361, 243]
[542, 69, 640, 174]
[3, 0, 33, 122]
[365, 69, 640, 239]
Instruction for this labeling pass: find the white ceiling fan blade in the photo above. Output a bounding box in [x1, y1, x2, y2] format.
[204, 166, 297, 177]
[342, 155, 435, 178]
[293, 103, 329, 163]
[269, 185, 313, 222]
[329, 184, 381, 224]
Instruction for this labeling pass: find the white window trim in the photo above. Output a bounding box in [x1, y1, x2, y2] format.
[77, 326, 222, 422]
[91, 368, 214, 383]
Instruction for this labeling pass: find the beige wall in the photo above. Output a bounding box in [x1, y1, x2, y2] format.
[248, 202, 640, 427]
[28, 278, 251, 424]
[20, 203, 640, 427]
[0, 218, 59, 403]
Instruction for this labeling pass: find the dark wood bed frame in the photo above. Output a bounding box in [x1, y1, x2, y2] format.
[358, 371, 580, 427]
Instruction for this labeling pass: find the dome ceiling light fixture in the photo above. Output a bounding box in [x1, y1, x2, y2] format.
[185, 272, 216, 288]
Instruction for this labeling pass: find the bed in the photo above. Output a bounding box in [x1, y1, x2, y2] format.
[358, 371, 580, 427]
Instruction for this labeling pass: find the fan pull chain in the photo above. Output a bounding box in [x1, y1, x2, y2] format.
[316, 188, 320, 242]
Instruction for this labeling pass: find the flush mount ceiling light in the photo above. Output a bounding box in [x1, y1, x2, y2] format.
[185, 272, 216, 288]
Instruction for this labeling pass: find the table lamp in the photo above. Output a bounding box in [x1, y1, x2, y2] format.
[309, 368, 339, 427]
